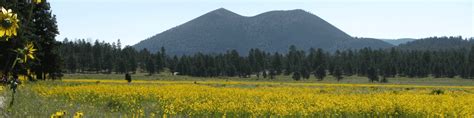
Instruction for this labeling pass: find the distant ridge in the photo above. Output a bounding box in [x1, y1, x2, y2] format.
[397, 37, 473, 50]
[381, 38, 417, 45]
[134, 8, 393, 55]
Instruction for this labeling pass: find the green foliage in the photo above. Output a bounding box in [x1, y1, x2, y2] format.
[333, 67, 343, 82]
[292, 71, 301, 81]
[59, 38, 474, 81]
[381, 77, 389, 83]
[367, 67, 379, 82]
[398, 36, 473, 50]
[430, 89, 445, 95]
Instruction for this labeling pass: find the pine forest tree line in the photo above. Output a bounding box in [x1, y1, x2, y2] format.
[57, 38, 474, 81]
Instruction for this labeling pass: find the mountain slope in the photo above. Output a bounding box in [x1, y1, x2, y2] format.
[134, 8, 393, 55]
[338, 38, 395, 50]
[381, 38, 416, 45]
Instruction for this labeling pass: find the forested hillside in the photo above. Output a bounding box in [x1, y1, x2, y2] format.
[398, 36, 473, 50]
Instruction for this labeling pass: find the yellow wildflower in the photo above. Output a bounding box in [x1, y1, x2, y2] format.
[33, 0, 42, 4]
[33, 80, 474, 117]
[50, 111, 66, 118]
[0, 7, 19, 38]
[24, 42, 36, 62]
[16, 42, 37, 63]
[73, 112, 83, 118]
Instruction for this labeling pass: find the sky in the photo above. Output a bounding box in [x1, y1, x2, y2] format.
[50, 0, 473, 46]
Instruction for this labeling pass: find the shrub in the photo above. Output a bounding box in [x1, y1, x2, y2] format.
[430, 89, 445, 95]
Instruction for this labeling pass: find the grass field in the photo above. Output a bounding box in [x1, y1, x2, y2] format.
[1, 73, 474, 117]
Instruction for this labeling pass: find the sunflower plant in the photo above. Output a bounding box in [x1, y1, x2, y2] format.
[1, 6, 37, 71]
[18, 42, 37, 63]
[1, 0, 43, 98]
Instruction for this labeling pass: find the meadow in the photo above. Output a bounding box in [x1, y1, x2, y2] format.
[1, 73, 474, 117]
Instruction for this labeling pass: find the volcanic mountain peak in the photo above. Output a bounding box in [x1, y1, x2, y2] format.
[134, 8, 393, 55]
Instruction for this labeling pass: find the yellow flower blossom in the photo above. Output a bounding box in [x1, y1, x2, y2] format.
[16, 42, 37, 63]
[24, 42, 36, 62]
[50, 111, 66, 118]
[73, 112, 84, 118]
[33, 0, 42, 4]
[0, 7, 20, 38]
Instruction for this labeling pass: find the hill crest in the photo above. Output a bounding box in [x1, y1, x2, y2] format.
[134, 8, 393, 55]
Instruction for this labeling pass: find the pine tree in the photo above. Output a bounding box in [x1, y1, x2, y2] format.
[271, 52, 283, 74]
[92, 40, 102, 73]
[301, 66, 310, 79]
[168, 56, 179, 74]
[469, 46, 474, 79]
[286, 45, 298, 75]
[367, 67, 379, 82]
[269, 70, 276, 79]
[160, 46, 167, 67]
[155, 52, 164, 73]
[122, 46, 138, 74]
[292, 71, 301, 81]
[116, 58, 127, 74]
[103, 45, 114, 73]
[314, 66, 326, 81]
[66, 55, 76, 73]
[333, 67, 343, 82]
[146, 56, 155, 75]
[262, 71, 267, 78]
[31, 1, 60, 79]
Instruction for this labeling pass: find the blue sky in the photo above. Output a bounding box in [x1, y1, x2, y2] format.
[50, 0, 473, 46]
